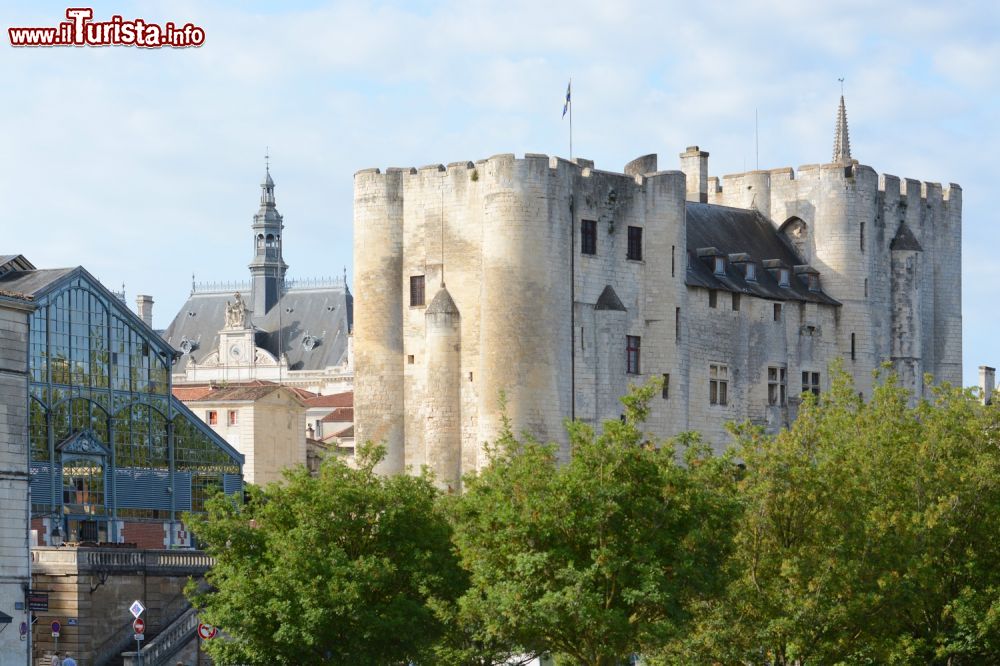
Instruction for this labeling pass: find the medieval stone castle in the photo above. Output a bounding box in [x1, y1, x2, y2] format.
[353, 97, 962, 488]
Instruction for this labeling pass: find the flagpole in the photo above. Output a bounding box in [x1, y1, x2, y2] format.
[569, 78, 573, 161]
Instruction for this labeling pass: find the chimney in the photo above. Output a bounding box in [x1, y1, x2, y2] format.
[136, 294, 154, 328]
[980, 366, 995, 405]
[307, 424, 315, 440]
[679, 146, 709, 203]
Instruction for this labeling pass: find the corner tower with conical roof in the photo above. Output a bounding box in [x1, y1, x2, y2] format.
[249, 162, 288, 315]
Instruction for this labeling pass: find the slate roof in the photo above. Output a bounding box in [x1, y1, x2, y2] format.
[162, 283, 353, 373]
[685, 203, 840, 305]
[0, 267, 77, 298]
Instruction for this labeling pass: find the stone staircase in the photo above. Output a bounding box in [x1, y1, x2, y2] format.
[121, 607, 200, 666]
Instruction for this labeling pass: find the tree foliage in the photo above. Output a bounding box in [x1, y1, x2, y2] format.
[447, 380, 741, 666]
[656, 365, 1000, 665]
[185, 443, 465, 665]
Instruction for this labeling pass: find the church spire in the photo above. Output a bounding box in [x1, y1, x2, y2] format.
[248, 152, 287, 315]
[832, 94, 852, 164]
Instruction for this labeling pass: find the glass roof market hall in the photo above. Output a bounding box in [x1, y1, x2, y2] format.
[0, 256, 243, 547]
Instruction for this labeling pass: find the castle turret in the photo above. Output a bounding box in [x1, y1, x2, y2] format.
[249, 162, 288, 315]
[424, 285, 462, 490]
[353, 168, 405, 475]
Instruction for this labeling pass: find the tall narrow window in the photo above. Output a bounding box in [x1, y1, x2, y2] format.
[713, 257, 725, 275]
[207, 410, 218, 425]
[626, 336, 641, 374]
[662, 373, 670, 399]
[732, 293, 741, 311]
[409, 275, 425, 307]
[675, 307, 681, 343]
[709, 290, 718, 308]
[773, 303, 782, 321]
[802, 371, 821, 396]
[228, 410, 238, 426]
[768, 366, 787, 406]
[627, 226, 643, 260]
[581, 219, 597, 255]
[860, 222, 865, 252]
[671, 245, 676, 277]
[779, 269, 790, 287]
[746, 263, 757, 281]
[864, 278, 868, 298]
[851, 333, 856, 360]
[710, 363, 729, 406]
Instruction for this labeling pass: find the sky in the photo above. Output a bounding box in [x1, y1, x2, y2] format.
[3, 0, 998, 387]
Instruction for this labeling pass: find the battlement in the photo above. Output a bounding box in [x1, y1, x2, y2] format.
[354, 153, 684, 188]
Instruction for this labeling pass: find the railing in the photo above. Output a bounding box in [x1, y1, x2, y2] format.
[191, 275, 346, 295]
[121, 607, 199, 666]
[192, 280, 251, 295]
[31, 547, 214, 575]
[93, 587, 193, 666]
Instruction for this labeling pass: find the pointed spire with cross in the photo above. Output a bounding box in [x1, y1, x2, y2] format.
[832, 80, 852, 164]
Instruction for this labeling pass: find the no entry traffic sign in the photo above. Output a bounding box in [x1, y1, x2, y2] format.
[197, 623, 217, 640]
[133, 617, 145, 634]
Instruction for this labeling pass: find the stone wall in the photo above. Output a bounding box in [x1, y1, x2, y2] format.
[0, 300, 32, 666]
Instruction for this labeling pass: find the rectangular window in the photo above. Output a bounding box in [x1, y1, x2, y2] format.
[732, 293, 741, 311]
[709, 289, 718, 308]
[860, 222, 865, 252]
[626, 335, 641, 374]
[713, 257, 725, 275]
[768, 366, 787, 406]
[207, 410, 218, 425]
[779, 269, 790, 287]
[409, 275, 425, 307]
[675, 307, 681, 343]
[627, 226, 643, 261]
[746, 263, 757, 281]
[662, 373, 670, 399]
[773, 303, 782, 321]
[851, 333, 856, 360]
[581, 219, 597, 255]
[228, 410, 238, 426]
[802, 371, 821, 396]
[710, 363, 729, 406]
[671, 245, 676, 277]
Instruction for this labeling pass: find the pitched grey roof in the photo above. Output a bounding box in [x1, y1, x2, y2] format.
[0, 267, 76, 297]
[685, 203, 839, 305]
[162, 284, 353, 373]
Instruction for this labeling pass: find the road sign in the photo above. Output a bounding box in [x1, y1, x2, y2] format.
[133, 617, 145, 634]
[51, 620, 61, 635]
[134, 633, 144, 641]
[197, 623, 217, 640]
[129, 600, 145, 618]
[19, 622, 27, 637]
[27, 592, 48, 611]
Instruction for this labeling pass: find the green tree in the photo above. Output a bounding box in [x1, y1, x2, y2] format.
[449, 381, 740, 666]
[658, 366, 1000, 665]
[186, 444, 465, 665]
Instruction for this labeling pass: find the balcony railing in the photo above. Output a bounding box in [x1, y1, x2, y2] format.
[31, 547, 214, 575]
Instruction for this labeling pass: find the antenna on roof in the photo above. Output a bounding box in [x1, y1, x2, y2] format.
[838, 77, 844, 95]
[755, 108, 759, 171]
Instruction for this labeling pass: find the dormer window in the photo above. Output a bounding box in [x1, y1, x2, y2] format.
[713, 257, 725, 275]
[779, 269, 790, 287]
[745, 263, 757, 281]
[807, 274, 820, 292]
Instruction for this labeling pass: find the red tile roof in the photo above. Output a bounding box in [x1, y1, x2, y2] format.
[305, 391, 353, 408]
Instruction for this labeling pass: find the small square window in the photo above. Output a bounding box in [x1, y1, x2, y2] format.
[407, 354, 415, 364]
[627, 226, 643, 261]
[626, 335, 641, 374]
[228, 410, 238, 426]
[410, 275, 425, 307]
[207, 410, 218, 425]
[581, 219, 597, 255]
[709, 290, 718, 308]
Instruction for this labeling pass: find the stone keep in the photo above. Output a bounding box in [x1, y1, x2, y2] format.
[353, 98, 962, 486]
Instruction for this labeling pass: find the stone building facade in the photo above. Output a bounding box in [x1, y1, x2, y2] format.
[0, 264, 34, 666]
[353, 98, 962, 488]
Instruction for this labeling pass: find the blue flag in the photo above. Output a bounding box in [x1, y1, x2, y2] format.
[562, 80, 571, 118]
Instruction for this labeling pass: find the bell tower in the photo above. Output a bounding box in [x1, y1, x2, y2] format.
[249, 154, 288, 315]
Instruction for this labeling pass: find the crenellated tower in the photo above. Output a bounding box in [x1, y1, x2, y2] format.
[249, 160, 288, 315]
